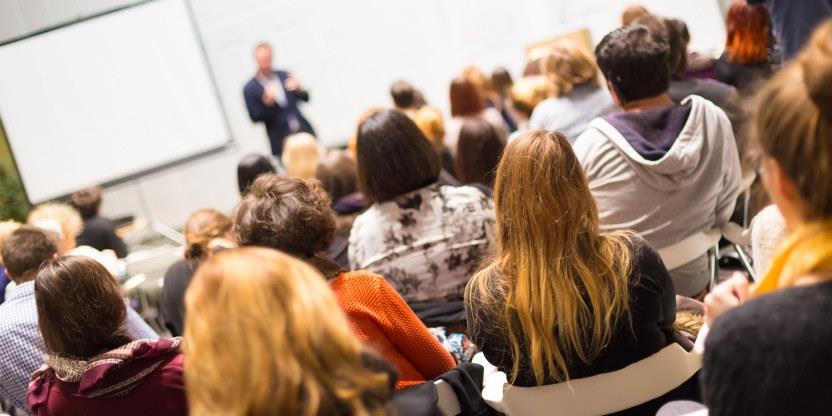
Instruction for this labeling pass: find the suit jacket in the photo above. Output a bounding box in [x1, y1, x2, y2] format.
[243, 70, 315, 156]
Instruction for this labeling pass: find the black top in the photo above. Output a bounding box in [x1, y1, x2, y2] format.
[76, 215, 128, 258]
[714, 52, 774, 92]
[159, 259, 198, 336]
[703, 280, 832, 416]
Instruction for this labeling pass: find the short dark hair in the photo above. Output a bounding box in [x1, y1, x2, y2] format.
[665, 18, 690, 76]
[237, 153, 276, 195]
[35, 256, 130, 358]
[491, 67, 514, 96]
[449, 77, 485, 117]
[1, 226, 58, 282]
[70, 186, 102, 219]
[315, 150, 358, 203]
[233, 174, 336, 257]
[595, 25, 671, 103]
[390, 80, 417, 109]
[356, 110, 440, 203]
[456, 118, 505, 188]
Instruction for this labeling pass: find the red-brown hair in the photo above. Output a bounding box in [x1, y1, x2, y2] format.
[725, 3, 770, 64]
[449, 77, 485, 117]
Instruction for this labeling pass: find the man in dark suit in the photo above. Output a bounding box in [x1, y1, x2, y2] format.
[243, 42, 315, 156]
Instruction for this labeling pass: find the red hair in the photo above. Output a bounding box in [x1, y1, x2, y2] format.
[725, 4, 770, 64]
[449, 77, 485, 117]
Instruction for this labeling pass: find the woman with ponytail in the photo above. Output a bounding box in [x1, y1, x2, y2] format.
[465, 130, 697, 415]
[701, 20, 832, 416]
[160, 209, 235, 336]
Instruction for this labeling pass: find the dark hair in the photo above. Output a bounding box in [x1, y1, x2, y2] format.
[70, 186, 102, 219]
[237, 153, 276, 195]
[356, 110, 440, 203]
[390, 80, 418, 109]
[450, 77, 485, 117]
[491, 67, 514, 97]
[456, 119, 505, 188]
[596, 25, 671, 103]
[35, 256, 131, 358]
[1, 226, 57, 282]
[315, 150, 358, 203]
[665, 18, 691, 76]
[233, 174, 336, 257]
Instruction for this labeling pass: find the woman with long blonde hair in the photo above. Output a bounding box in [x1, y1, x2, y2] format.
[183, 247, 394, 416]
[466, 130, 695, 413]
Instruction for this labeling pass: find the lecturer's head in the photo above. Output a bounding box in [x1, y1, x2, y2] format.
[254, 42, 273, 73]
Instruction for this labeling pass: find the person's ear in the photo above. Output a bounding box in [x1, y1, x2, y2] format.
[606, 80, 623, 107]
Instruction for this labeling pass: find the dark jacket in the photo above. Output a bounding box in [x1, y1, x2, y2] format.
[76, 216, 128, 258]
[159, 259, 197, 336]
[243, 70, 315, 156]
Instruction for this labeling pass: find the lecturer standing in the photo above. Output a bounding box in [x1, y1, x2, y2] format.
[243, 42, 315, 157]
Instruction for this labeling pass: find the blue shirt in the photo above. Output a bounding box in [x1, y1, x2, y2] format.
[0, 281, 157, 410]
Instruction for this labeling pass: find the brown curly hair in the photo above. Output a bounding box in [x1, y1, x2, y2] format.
[233, 174, 337, 257]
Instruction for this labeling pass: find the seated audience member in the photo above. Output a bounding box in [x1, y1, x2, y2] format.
[507, 75, 548, 132]
[716, 3, 775, 91]
[445, 77, 508, 158]
[466, 131, 697, 415]
[491, 67, 518, 132]
[0, 226, 156, 410]
[349, 110, 495, 304]
[281, 132, 324, 180]
[529, 41, 616, 141]
[390, 80, 426, 114]
[233, 174, 455, 388]
[411, 105, 457, 178]
[0, 221, 21, 304]
[316, 150, 365, 268]
[621, 4, 650, 26]
[160, 209, 235, 336]
[28, 203, 126, 279]
[70, 186, 128, 258]
[702, 23, 832, 415]
[574, 25, 741, 297]
[747, 0, 832, 62]
[28, 256, 185, 416]
[183, 248, 396, 414]
[237, 153, 277, 195]
[456, 118, 504, 189]
[463, 65, 516, 132]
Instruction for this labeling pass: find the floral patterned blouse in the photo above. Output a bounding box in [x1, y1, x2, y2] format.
[348, 183, 495, 303]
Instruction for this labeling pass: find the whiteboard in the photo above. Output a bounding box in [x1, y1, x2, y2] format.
[0, 0, 230, 203]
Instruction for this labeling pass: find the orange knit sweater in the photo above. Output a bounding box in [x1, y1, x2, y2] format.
[330, 271, 456, 389]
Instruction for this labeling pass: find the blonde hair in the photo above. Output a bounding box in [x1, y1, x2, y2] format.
[183, 247, 391, 416]
[621, 4, 650, 26]
[752, 21, 832, 219]
[509, 76, 549, 119]
[27, 203, 83, 253]
[466, 130, 633, 385]
[183, 209, 234, 261]
[282, 133, 324, 180]
[0, 221, 21, 264]
[411, 106, 446, 152]
[541, 41, 601, 98]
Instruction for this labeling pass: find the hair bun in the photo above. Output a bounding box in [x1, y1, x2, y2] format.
[801, 22, 832, 117]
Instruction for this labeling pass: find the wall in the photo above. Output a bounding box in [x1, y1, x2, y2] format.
[0, 0, 727, 228]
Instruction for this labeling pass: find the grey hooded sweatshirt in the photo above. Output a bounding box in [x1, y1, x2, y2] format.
[573, 95, 742, 296]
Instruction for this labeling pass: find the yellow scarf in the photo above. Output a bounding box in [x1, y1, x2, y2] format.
[753, 221, 832, 296]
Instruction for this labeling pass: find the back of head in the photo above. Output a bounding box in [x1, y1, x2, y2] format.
[725, 3, 771, 65]
[1, 225, 57, 282]
[356, 109, 440, 203]
[233, 174, 336, 257]
[462, 65, 492, 99]
[467, 130, 632, 384]
[348, 107, 382, 159]
[450, 76, 485, 117]
[183, 247, 391, 415]
[596, 24, 671, 103]
[510, 76, 549, 119]
[0, 220, 22, 265]
[184, 209, 234, 261]
[35, 256, 130, 359]
[282, 133, 324, 181]
[28, 203, 84, 253]
[752, 21, 832, 220]
[541, 41, 601, 97]
[70, 186, 103, 219]
[665, 18, 691, 76]
[237, 153, 275, 195]
[456, 118, 505, 187]
[621, 4, 650, 26]
[390, 80, 418, 110]
[315, 150, 359, 203]
[411, 105, 446, 152]
[491, 67, 514, 97]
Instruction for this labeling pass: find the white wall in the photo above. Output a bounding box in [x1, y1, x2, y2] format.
[0, 0, 727, 228]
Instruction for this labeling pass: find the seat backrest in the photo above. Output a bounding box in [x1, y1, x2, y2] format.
[434, 379, 462, 416]
[481, 344, 702, 416]
[658, 229, 722, 271]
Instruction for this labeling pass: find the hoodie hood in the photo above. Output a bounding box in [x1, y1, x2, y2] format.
[591, 95, 714, 191]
